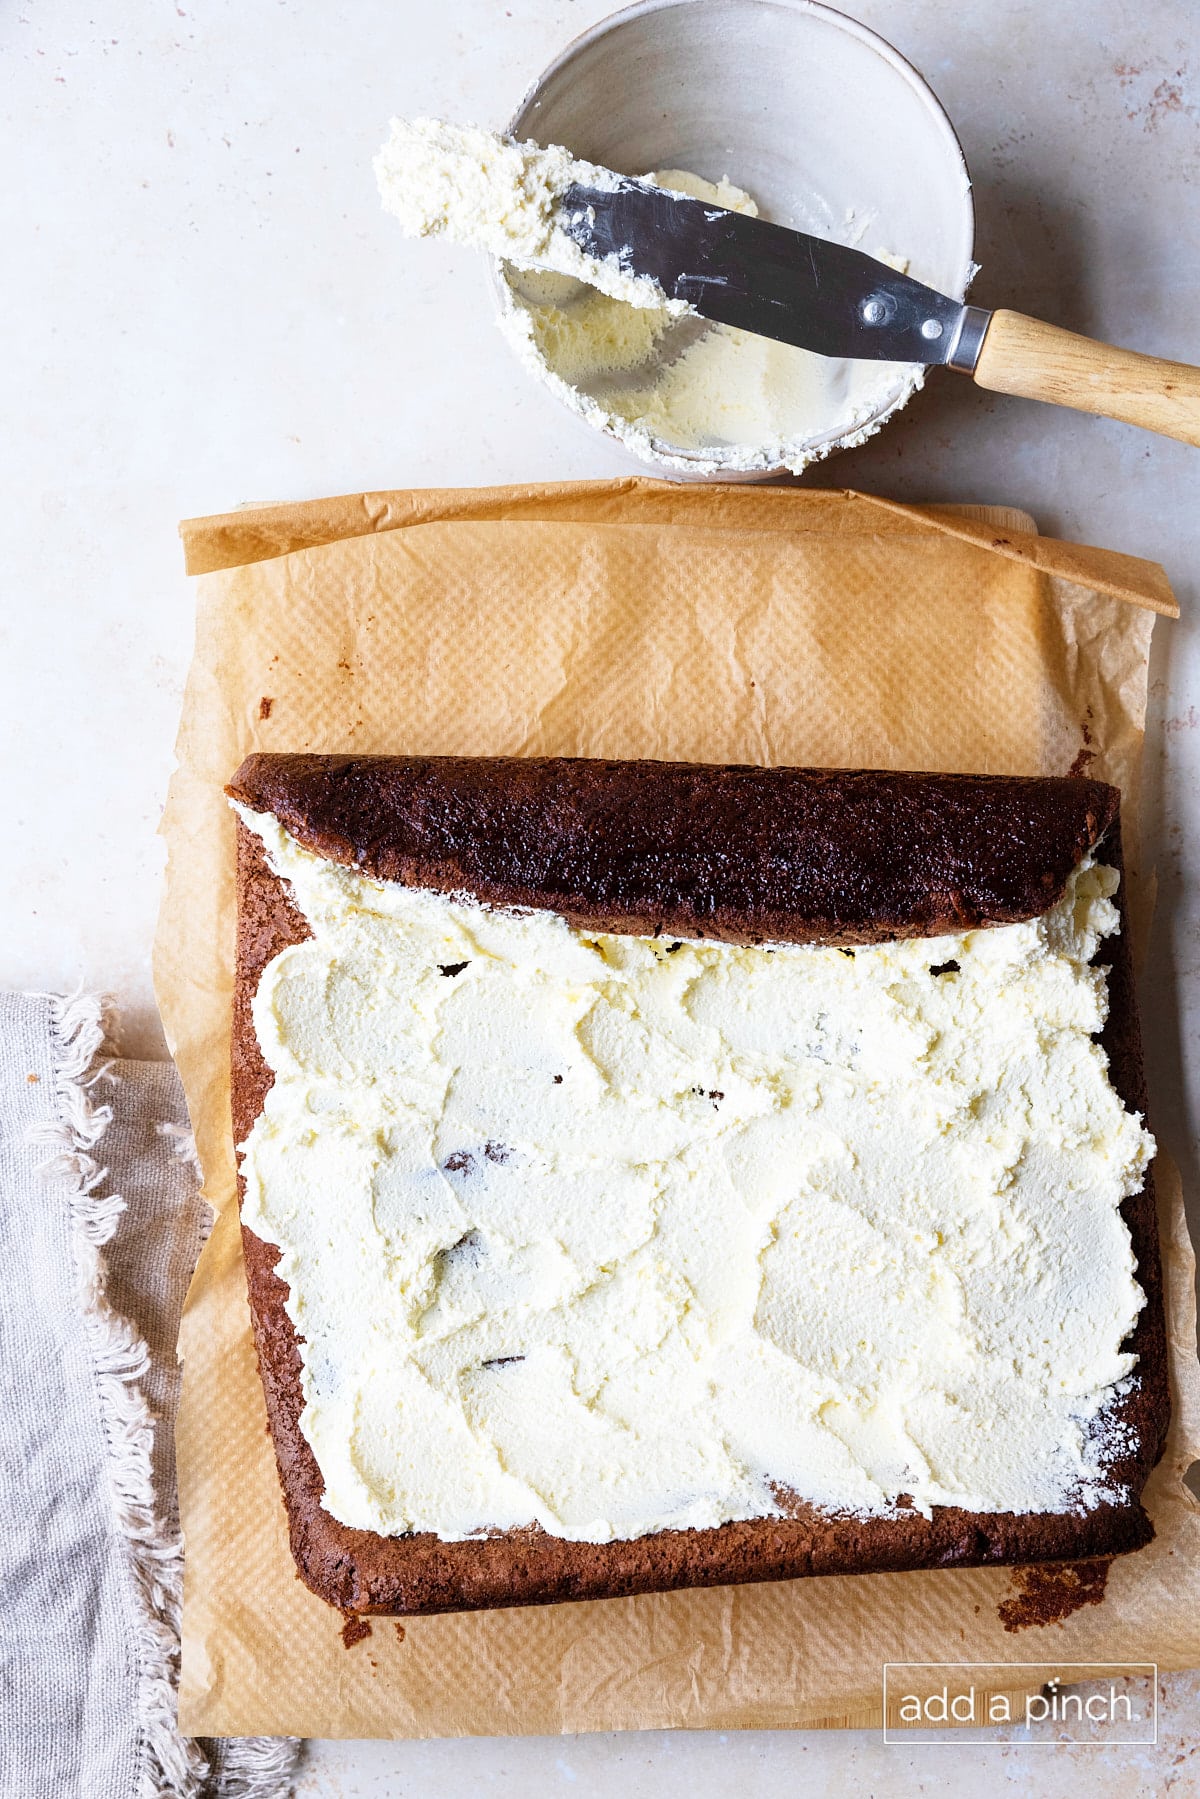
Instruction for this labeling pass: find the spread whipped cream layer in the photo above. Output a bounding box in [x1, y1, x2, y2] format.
[374, 117, 684, 312]
[236, 805, 1153, 1544]
[373, 117, 928, 475]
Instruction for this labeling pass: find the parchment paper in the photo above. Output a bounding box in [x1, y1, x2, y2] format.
[158, 478, 1200, 1739]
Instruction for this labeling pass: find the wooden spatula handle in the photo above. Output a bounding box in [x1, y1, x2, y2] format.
[973, 309, 1200, 446]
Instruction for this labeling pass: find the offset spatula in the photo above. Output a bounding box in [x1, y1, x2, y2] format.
[560, 181, 1200, 447]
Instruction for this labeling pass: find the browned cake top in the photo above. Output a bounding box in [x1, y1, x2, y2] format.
[228, 754, 1119, 945]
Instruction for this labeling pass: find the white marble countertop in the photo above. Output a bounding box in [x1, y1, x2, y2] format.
[4, 0, 1197, 1790]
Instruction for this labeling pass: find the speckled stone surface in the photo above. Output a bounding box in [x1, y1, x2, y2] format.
[4, 0, 1197, 1786]
[292, 1670, 1200, 1796]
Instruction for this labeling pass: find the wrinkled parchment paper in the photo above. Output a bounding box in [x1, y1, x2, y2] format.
[158, 479, 1199, 1738]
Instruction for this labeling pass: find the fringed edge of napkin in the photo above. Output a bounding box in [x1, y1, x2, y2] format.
[27, 992, 301, 1799]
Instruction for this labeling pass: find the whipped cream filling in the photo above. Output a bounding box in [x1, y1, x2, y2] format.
[237, 805, 1153, 1544]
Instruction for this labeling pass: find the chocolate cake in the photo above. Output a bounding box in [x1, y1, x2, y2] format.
[226, 754, 1169, 1616]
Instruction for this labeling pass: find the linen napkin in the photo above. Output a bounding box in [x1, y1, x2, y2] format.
[0, 990, 300, 1797]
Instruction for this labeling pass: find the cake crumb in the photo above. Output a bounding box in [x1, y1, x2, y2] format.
[998, 1559, 1111, 1631]
[258, 696, 273, 719]
[341, 1614, 372, 1649]
[393, 1623, 406, 1643]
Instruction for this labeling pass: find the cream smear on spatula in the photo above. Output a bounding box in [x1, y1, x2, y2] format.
[374, 118, 923, 477]
[374, 118, 682, 312]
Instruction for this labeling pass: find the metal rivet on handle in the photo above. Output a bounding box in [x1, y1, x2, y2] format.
[860, 298, 887, 325]
[921, 318, 945, 340]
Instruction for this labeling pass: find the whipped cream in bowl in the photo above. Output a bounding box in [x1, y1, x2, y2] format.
[492, 0, 976, 479]
[495, 167, 926, 480]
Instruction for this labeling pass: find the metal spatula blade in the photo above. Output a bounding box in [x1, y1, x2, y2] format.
[559, 180, 989, 369]
[557, 178, 1200, 447]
